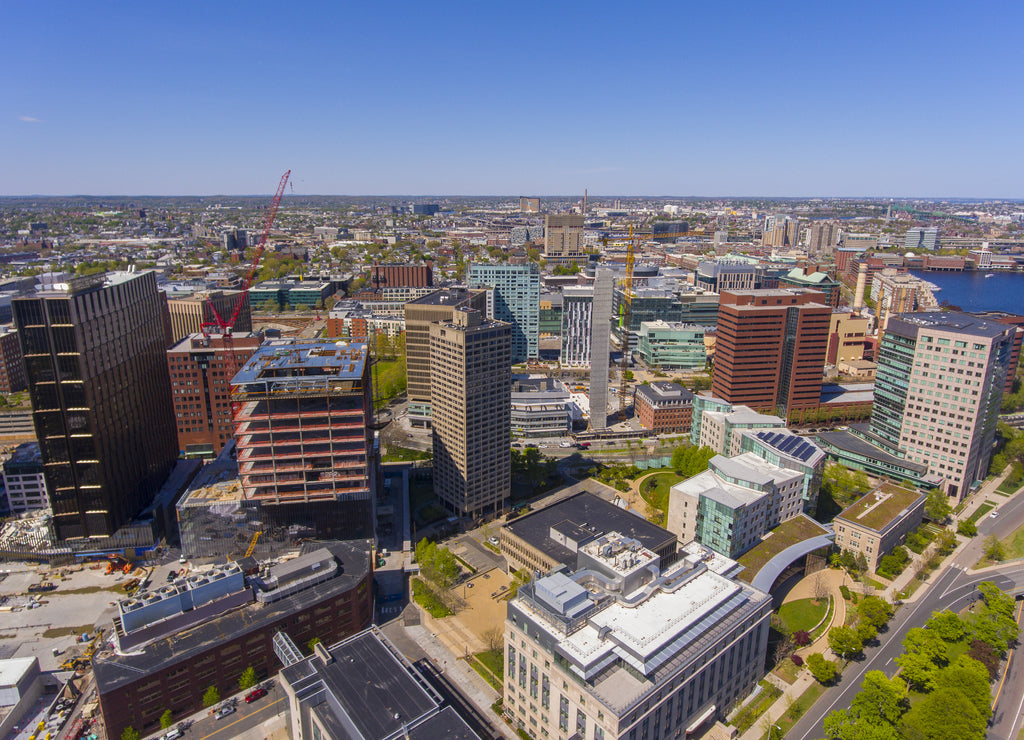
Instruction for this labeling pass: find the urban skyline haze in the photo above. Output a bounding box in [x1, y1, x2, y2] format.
[3, 0, 1023, 198]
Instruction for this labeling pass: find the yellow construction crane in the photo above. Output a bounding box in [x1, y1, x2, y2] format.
[244, 531, 261, 558]
[614, 226, 690, 420]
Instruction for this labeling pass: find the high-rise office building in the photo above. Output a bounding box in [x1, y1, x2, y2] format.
[230, 340, 376, 538]
[13, 272, 178, 541]
[543, 214, 585, 264]
[430, 309, 511, 519]
[712, 289, 831, 421]
[561, 286, 594, 367]
[589, 269, 614, 431]
[870, 312, 1014, 500]
[761, 215, 799, 248]
[164, 290, 252, 346]
[0, 327, 27, 393]
[903, 227, 940, 251]
[167, 333, 262, 457]
[808, 221, 840, 255]
[468, 262, 539, 363]
[404, 288, 487, 428]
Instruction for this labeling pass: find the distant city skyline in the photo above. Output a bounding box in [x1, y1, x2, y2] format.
[3, 2, 1023, 198]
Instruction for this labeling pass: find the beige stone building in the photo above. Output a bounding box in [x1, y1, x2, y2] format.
[543, 214, 585, 264]
[430, 308, 511, 519]
[833, 482, 925, 571]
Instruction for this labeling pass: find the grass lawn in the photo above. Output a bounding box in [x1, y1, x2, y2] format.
[862, 575, 886, 590]
[898, 577, 926, 600]
[811, 597, 836, 639]
[731, 680, 782, 733]
[470, 650, 503, 691]
[42, 624, 95, 639]
[995, 522, 1024, 561]
[412, 578, 452, 618]
[773, 658, 801, 685]
[638, 471, 686, 515]
[381, 446, 431, 462]
[997, 463, 1023, 495]
[763, 682, 826, 739]
[477, 648, 503, 676]
[969, 502, 996, 524]
[777, 598, 829, 635]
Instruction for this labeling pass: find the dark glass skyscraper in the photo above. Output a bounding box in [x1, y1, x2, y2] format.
[13, 271, 177, 541]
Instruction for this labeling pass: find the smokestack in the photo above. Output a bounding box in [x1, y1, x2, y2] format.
[583, 189, 588, 216]
[852, 263, 868, 312]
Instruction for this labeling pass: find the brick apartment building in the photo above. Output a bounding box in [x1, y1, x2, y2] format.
[633, 381, 693, 434]
[166, 333, 262, 456]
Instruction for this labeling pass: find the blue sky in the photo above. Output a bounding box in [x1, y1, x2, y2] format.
[3, 1, 1022, 197]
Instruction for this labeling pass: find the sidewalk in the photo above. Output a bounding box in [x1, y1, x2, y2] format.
[737, 672, 817, 740]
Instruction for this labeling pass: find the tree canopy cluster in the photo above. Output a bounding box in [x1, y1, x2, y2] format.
[825, 581, 1019, 740]
[414, 539, 460, 590]
[670, 445, 715, 477]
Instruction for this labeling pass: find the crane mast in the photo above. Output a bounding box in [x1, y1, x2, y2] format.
[202, 169, 291, 335]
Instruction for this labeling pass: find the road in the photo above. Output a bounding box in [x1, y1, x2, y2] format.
[789, 487, 1024, 740]
[142, 681, 284, 740]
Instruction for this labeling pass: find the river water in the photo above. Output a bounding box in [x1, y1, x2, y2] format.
[909, 270, 1024, 315]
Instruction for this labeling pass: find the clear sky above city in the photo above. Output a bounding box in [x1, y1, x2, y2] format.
[3, 1, 1023, 198]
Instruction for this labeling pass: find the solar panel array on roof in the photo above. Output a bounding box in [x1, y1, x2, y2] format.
[756, 430, 819, 463]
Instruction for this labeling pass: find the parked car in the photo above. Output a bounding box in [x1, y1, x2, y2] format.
[245, 687, 268, 703]
[163, 727, 184, 740]
[487, 537, 499, 546]
[214, 706, 236, 720]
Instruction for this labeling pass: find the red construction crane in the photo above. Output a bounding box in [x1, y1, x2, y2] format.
[201, 169, 291, 335]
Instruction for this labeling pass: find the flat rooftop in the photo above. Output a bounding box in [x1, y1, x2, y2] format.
[837, 483, 924, 532]
[820, 382, 875, 404]
[408, 288, 476, 306]
[93, 540, 370, 695]
[232, 340, 368, 384]
[505, 491, 676, 568]
[281, 627, 479, 740]
[735, 515, 829, 584]
[888, 311, 1014, 340]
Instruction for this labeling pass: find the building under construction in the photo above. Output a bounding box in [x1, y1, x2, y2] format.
[230, 340, 377, 539]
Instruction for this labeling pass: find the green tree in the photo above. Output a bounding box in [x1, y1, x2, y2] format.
[823, 710, 901, 740]
[828, 625, 863, 660]
[856, 621, 877, 644]
[899, 687, 987, 740]
[308, 637, 321, 652]
[934, 655, 993, 719]
[202, 685, 221, 707]
[925, 610, 967, 642]
[902, 627, 948, 664]
[923, 488, 952, 523]
[670, 445, 715, 477]
[894, 650, 938, 692]
[969, 581, 1020, 653]
[857, 596, 894, 629]
[852, 670, 907, 724]
[807, 652, 838, 684]
[160, 710, 174, 729]
[239, 665, 258, 690]
[121, 728, 141, 740]
[983, 535, 1006, 562]
[958, 519, 978, 537]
